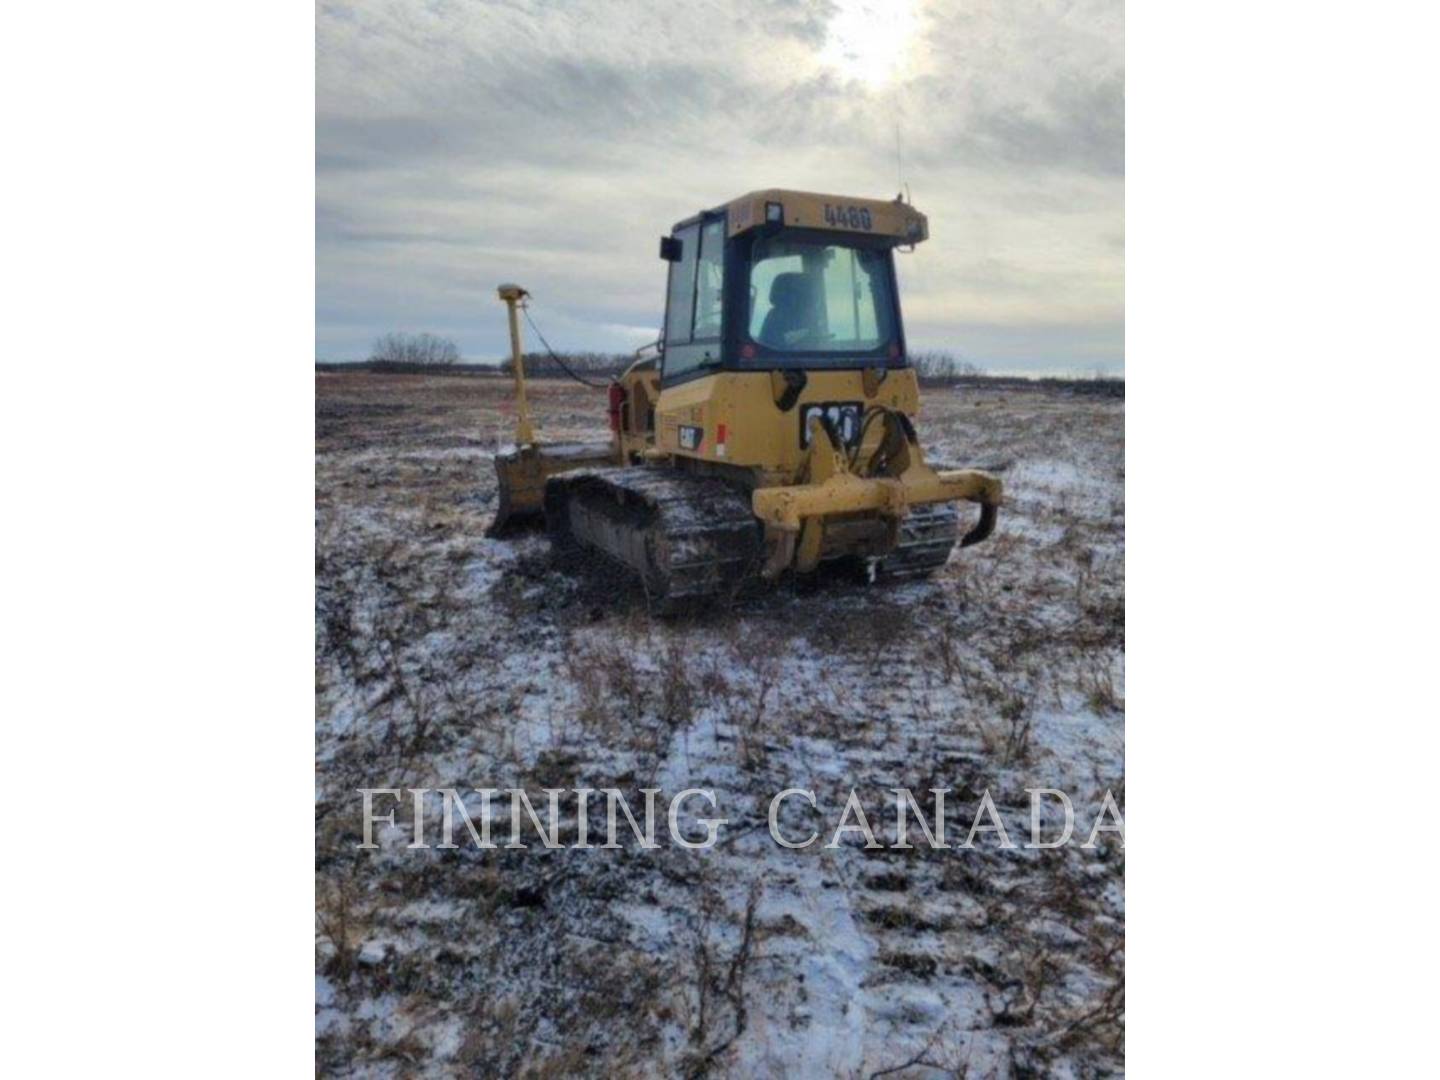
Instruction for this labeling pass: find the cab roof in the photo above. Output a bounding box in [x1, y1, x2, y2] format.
[672, 188, 928, 246]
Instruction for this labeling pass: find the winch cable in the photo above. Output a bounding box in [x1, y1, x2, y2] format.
[519, 301, 616, 390]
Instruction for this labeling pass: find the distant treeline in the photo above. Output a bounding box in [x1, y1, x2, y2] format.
[910, 351, 1124, 398]
[498, 352, 631, 379]
[314, 351, 630, 378]
[910, 350, 986, 383]
[316, 360, 507, 376]
[317, 347, 1122, 398]
[940, 372, 1125, 399]
[319, 331, 635, 379]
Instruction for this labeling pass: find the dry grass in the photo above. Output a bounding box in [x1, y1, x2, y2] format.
[315, 371, 1125, 1076]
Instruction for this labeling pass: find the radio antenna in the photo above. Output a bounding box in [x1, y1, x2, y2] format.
[894, 118, 904, 198]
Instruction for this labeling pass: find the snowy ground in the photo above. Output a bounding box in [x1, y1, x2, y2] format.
[316, 372, 1125, 1077]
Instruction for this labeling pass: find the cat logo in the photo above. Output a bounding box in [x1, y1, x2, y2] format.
[799, 402, 862, 449]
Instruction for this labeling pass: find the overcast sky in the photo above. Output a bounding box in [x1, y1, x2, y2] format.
[317, 0, 1123, 374]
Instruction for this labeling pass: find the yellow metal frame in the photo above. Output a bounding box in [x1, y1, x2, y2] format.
[655, 368, 919, 478]
[497, 284, 536, 446]
[752, 414, 1001, 576]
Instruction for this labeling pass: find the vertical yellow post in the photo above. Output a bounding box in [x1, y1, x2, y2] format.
[497, 283, 536, 446]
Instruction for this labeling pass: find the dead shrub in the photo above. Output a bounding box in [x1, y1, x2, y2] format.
[316, 871, 369, 982]
[679, 880, 762, 1077]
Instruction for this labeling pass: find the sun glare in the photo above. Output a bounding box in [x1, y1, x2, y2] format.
[818, 0, 920, 88]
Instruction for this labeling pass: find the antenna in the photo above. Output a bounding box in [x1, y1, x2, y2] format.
[894, 117, 904, 198]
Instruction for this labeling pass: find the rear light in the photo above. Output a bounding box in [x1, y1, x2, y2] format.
[740, 343, 756, 360]
[607, 383, 626, 433]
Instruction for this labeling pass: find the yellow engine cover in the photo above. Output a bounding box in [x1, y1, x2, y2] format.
[655, 369, 921, 481]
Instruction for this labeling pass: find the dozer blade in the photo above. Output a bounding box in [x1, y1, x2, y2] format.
[487, 442, 614, 536]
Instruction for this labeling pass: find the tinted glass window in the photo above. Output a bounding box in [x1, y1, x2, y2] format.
[748, 238, 893, 352]
[692, 220, 725, 341]
[664, 224, 699, 346]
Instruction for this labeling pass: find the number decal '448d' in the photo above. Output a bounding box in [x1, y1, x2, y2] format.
[823, 204, 873, 231]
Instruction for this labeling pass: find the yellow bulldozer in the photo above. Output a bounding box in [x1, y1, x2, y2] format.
[488, 188, 1001, 609]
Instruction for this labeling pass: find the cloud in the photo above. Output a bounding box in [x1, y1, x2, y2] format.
[317, 0, 1123, 373]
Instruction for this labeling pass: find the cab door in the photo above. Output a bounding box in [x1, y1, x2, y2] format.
[660, 215, 726, 385]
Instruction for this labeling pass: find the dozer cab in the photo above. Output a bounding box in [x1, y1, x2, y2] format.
[489, 188, 1001, 609]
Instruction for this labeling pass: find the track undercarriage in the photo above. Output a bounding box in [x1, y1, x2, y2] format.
[545, 468, 761, 609]
[544, 465, 963, 610]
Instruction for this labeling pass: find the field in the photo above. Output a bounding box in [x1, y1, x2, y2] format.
[315, 371, 1125, 1077]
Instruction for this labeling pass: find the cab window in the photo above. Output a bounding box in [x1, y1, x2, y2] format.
[747, 237, 893, 353]
[692, 219, 725, 341]
[664, 223, 699, 346]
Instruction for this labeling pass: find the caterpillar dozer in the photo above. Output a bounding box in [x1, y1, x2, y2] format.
[488, 189, 1001, 609]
